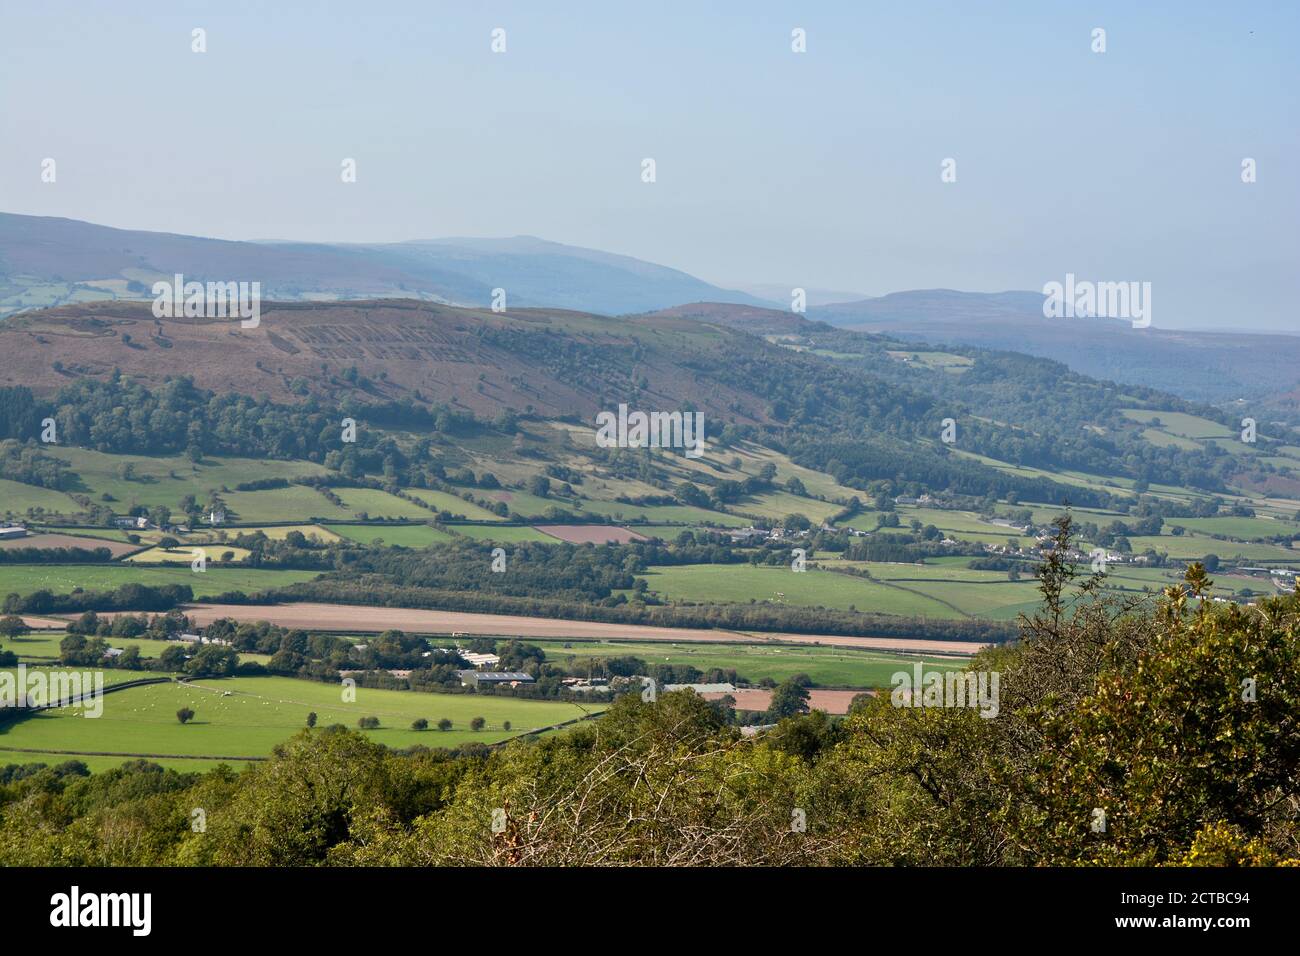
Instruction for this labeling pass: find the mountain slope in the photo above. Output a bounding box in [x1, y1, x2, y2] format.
[0, 213, 769, 318]
[0, 299, 782, 421]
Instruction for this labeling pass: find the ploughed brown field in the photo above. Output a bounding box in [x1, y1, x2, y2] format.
[0, 533, 141, 557]
[129, 602, 989, 655]
[702, 688, 868, 715]
[536, 525, 648, 544]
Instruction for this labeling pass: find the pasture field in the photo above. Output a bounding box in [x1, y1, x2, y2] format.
[1140, 428, 1202, 451]
[1164, 516, 1297, 540]
[894, 578, 1044, 616]
[818, 560, 1020, 583]
[326, 523, 456, 547]
[450, 525, 562, 543]
[576, 499, 749, 526]
[0, 478, 79, 516]
[46, 448, 332, 512]
[0, 564, 320, 598]
[886, 350, 974, 372]
[1125, 534, 1297, 563]
[1120, 409, 1233, 439]
[0, 675, 601, 771]
[222, 486, 352, 523]
[532, 639, 967, 688]
[895, 508, 1024, 536]
[688, 443, 867, 504]
[734, 490, 841, 523]
[212, 524, 343, 543]
[403, 489, 503, 520]
[640, 564, 962, 617]
[536, 525, 646, 544]
[471, 487, 560, 518]
[331, 488, 435, 520]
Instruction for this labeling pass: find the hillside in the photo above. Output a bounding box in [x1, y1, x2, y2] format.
[0, 213, 769, 318]
[0, 299, 778, 420]
[812, 290, 1300, 414]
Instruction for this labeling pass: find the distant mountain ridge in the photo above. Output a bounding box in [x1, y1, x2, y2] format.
[0, 213, 771, 318]
[4, 213, 1297, 415]
[810, 290, 1300, 413]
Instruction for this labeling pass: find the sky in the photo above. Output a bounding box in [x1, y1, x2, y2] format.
[1, 0, 1297, 330]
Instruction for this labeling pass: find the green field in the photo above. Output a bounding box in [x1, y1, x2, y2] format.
[0, 478, 79, 517]
[1126, 534, 1297, 563]
[575, 499, 750, 526]
[451, 524, 564, 543]
[820, 559, 1018, 582]
[641, 563, 964, 617]
[734, 490, 841, 523]
[213, 524, 343, 544]
[332, 488, 436, 520]
[44, 448, 333, 514]
[0, 675, 601, 771]
[471, 488, 562, 518]
[0, 564, 320, 598]
[533, 639, 968, 688]
[326, 523, 456, 547]
[886, 350, 974, 372]
[1164, 516, 1297, 541]
[222, 487, 352, 523]
[404, 489, 503, 520]
[1121, 409, 1233, 439]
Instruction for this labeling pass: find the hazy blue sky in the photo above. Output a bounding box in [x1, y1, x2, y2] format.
[2, 1, 1296, 329]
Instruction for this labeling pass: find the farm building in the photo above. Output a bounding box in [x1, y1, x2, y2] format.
[0, 526, 29, 539]
[113, 515, 149, 529]
[458, 670, 535, 688]
[170, 632, 232, 646]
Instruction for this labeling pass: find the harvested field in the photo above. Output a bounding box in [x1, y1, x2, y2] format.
[702, 688, 869, 714]
[146, 602, 991, 655]
[536, 525, 648, 544]
[18, 615, 69, 630]
[0, 532, 140, 557]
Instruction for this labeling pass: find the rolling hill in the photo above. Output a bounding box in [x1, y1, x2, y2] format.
[0, 298, 789, 421]
[0, 213, 769, 318]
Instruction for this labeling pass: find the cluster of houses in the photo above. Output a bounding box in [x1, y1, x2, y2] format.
[110, 508, 225, 533]
[722, 524, 838, 544]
